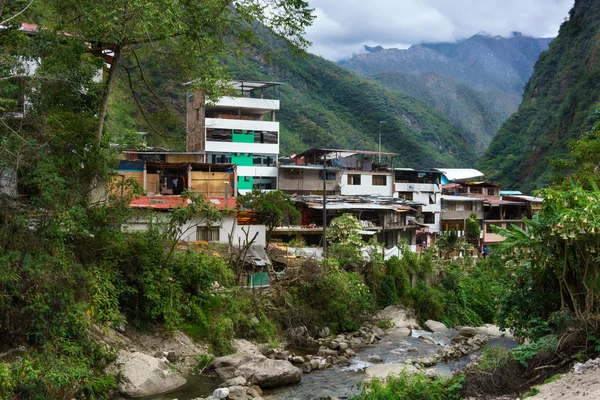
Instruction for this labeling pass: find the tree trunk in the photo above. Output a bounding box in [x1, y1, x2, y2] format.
[96, 44, 123, 142]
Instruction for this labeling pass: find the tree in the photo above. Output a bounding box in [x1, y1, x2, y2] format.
[237, 189, 300, 243]
[42, 0, 315, 141]
[465, 212, 481, 243]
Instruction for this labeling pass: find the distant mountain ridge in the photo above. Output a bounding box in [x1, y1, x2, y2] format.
[370, 71, 521, 154]
[343, 33, 553, 95]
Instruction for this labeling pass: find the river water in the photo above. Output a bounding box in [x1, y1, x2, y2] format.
[145, 329, 517, 400]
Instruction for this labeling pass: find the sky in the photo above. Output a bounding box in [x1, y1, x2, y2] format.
[305, 0, 575, 61]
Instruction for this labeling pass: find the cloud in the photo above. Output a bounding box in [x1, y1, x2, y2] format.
[306, 0, 574, 61]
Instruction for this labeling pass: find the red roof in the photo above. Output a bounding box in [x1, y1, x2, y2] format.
[130, 195, 236, 210]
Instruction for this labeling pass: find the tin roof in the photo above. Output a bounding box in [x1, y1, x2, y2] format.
[130, 195, 236, 210]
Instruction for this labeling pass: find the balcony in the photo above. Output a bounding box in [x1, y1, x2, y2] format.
[213, 96, 280, 112]
[395, 182, 440, 193]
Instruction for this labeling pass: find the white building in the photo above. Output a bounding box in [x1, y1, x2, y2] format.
[186, 81, 282, 194]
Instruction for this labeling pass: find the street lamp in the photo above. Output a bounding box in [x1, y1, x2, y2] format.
[378, 120, 387, 163]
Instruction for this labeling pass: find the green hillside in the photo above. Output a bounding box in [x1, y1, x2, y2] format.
[478, 0, 600, 192]
[370, 71, 521, 154]
[107, 40, 477, 168]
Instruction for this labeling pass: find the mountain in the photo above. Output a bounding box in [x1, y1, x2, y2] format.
[478, 0, 600, 192]
[370, 71, 521, 154]
[343, 33, 553, 95]
[108, 38, 478, 168]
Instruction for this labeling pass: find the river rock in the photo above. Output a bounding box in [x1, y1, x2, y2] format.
[247, 387, 261, 398]
[301, 362, 312, 373]
[458, 326, 478, 338]
[227, 385, 249, 400]
[275, 351, 290, 360]
[116, 351, 186, 397]
[338, 342, 349, 351]
[365, 363, 420, 380]
[317, 327, 330, 338]
[207, 353, 302, 389]
[220, 376, 247, 387]
[338, 356, 351, 367]
[291, 356, 305, 364]
[317, 347, 338, 357]
[424, 320, 448, 333]
[367, 355, 383, 364]
[213, 388, 229, 399]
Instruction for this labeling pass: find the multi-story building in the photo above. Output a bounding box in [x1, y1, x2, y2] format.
[186, 80, 282, 194]
[278, 148, 395, 196]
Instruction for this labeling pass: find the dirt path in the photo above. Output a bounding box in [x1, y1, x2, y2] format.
[527, 367, 600, 400]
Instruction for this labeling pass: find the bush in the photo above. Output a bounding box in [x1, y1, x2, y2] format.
[352, 372, 464, 400]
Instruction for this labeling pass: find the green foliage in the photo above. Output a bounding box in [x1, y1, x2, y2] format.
[464, 213, 481, 242]
[352, 372, 465, 400]
[512, 336, 558, 367]
[194, 354, 216, 373]
[238, 189, 300, 242]
[0, 340, 116, 400]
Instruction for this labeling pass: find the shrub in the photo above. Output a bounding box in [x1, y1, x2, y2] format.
[352, 372, 464, 400]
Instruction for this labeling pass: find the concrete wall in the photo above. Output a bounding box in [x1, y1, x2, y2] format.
[123, 215, 266, 247]
[278, 168, 341, 193]
[214, 97, 280, 111]
[340, 172, 393, 196]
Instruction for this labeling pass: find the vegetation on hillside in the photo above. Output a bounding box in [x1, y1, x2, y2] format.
[108, 38, 479, 167]
[479, 0, 600, 193]
[371, 71, 521, 154]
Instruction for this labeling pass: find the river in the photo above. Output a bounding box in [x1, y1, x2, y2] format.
[144, 328, 518, 400]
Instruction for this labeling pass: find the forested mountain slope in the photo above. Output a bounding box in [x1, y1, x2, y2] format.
[108, 39, 478, 168]
[371, 71, 521, 154]
[478, 0, 600, 192]
[343, 34, 552, 95]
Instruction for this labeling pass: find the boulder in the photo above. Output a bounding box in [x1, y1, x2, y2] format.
[367, 355, 383, 364]
[213, 388, 229, 399]
[291, 356, 305, 364]
[227, 386, 249, 400]
[207, 353, 302, 389]
[458, 326, 478, 338]
[221, 376, 247, 387]
[317, 347, 339, 357]
[424, 320, 448, 333]
[317, 327, 330, 338]
[116, 351, 186, 397]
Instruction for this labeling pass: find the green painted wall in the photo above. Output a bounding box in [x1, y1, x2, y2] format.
[232, 153, 253, 166]
[248, 272, 269, 287]
[238, 175, 253, 190]
[232, 130, 254, 143]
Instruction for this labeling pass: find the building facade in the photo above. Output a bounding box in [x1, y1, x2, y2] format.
[186, 81, 282, 194]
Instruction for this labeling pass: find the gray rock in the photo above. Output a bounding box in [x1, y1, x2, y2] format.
[338, 342, 349, 351]
[275, 351, 290, 360]
[227, 386, 249, 400]
[338, 356, 351, 367]
[213, 388, 229, 399]
[329, 341, 340, 350]
[424, 320, 448, 333]
[291, 356, 305, 364]
[246, 387, 261, 398]
[407, 347, 419, 353]
[317, 327, 330, 338]
[207, 353, 302, 389]
[167, 351, 180, 363]
[317, 347, 338, 357]
[345, 349, 356, 357]
[287, 326, 308, 340]
[301, 362, 312, 373]
[367, 355, 383, 364]
[220, 376, 247, 387]
[116, 351, 186, 397]
[458, 326, 478, 338]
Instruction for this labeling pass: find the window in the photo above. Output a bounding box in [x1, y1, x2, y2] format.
[423, 213, 435, 224]
[470, 187, 482, 194]
[429, 193, 436, 205]
[206, 128, 232, 142]
[372, 175, 387, 186]
[319, 171, 336, 180]
[197, 227, 220, 242]
[464, 201, 472, 211]
[487, 188, 495, 196]
[398, 192, 413, 201]
[347, 174, 361, 185]
[255, 131, 278, 144]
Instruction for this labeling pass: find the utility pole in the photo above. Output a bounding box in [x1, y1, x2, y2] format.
[322, 150, 327, 256]
[378, 121, 387, 163]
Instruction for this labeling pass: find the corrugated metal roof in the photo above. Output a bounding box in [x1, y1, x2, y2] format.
[441, 195, 484, 202]
[130, 195, 236, 210]
[434, 168, 484, 181]
[294, 194, 422, 211]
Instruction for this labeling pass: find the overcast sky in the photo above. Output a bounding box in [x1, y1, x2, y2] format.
[305, 0, 575, 61]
